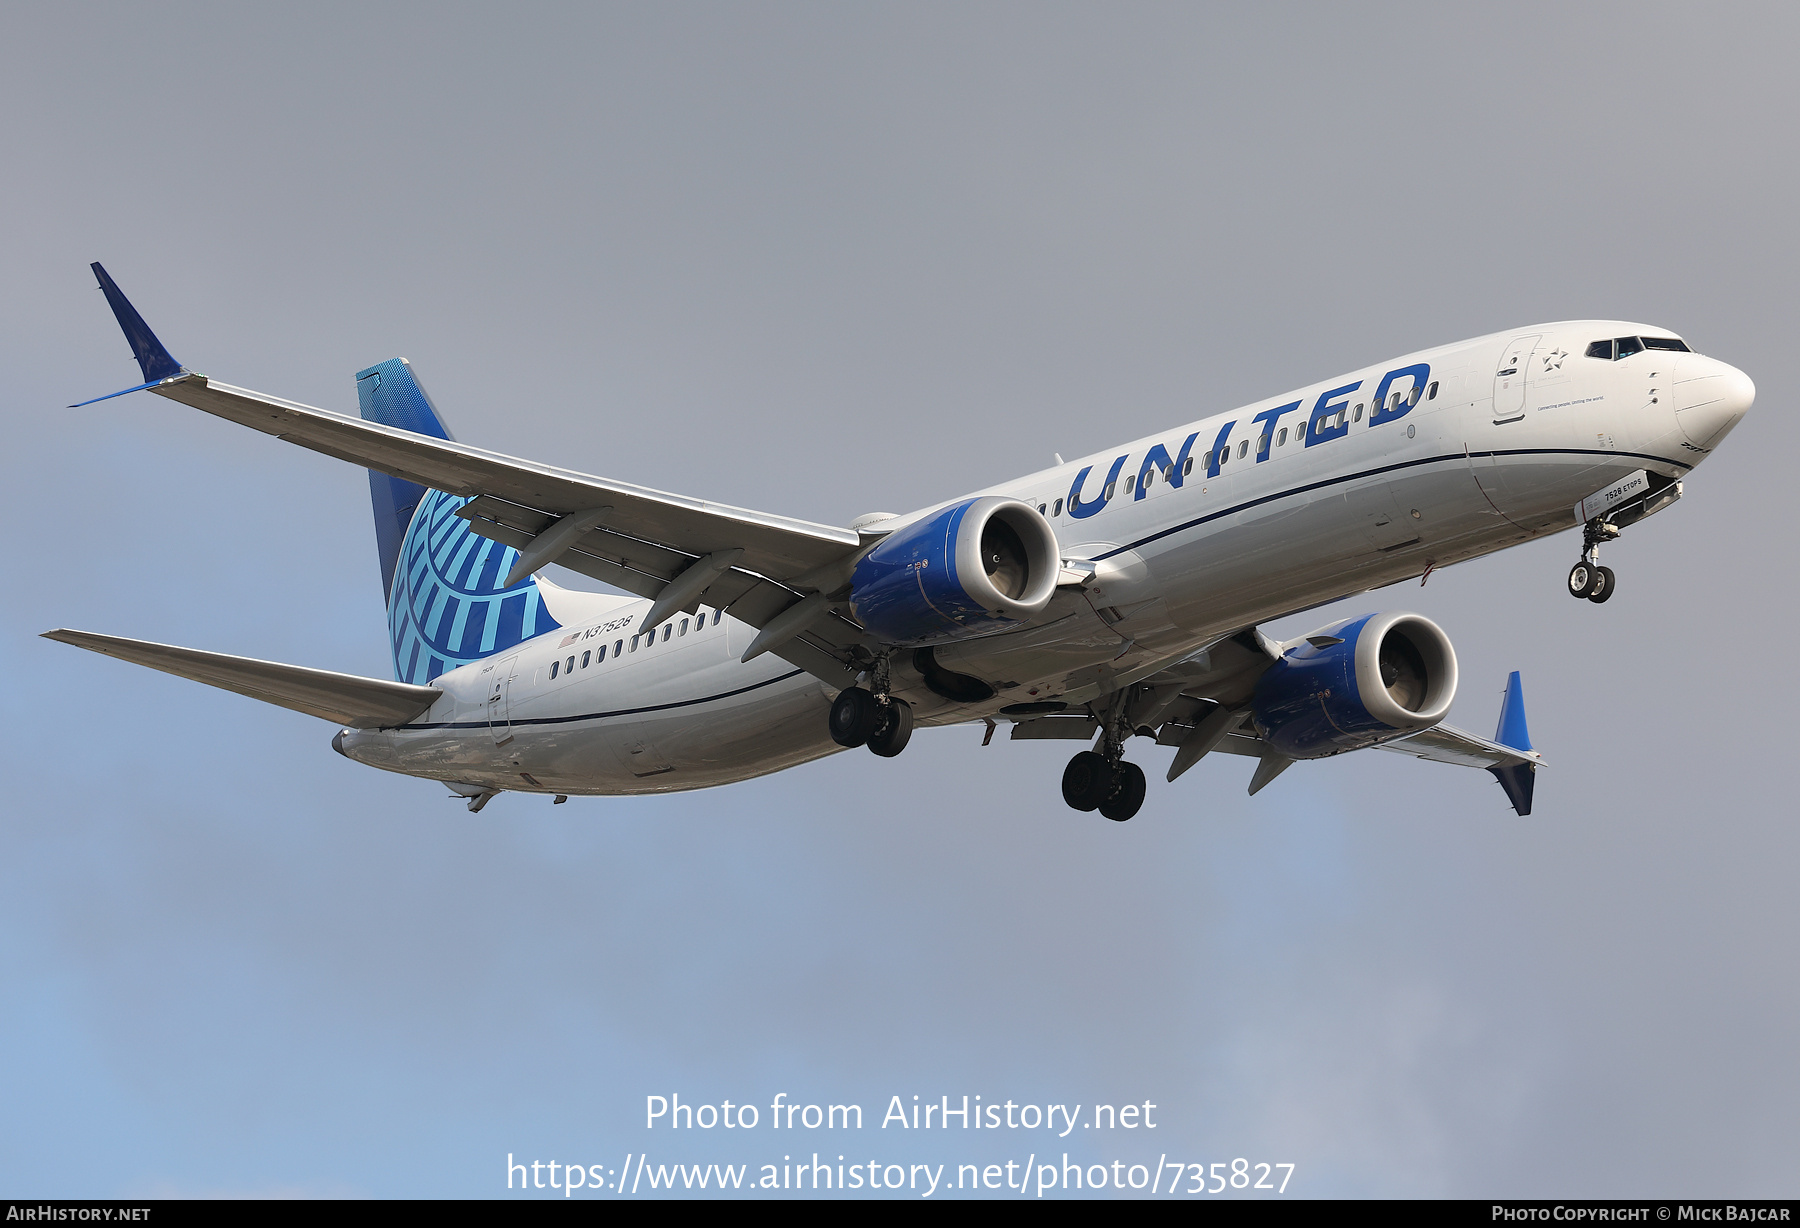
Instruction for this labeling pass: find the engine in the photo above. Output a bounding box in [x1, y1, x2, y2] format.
[1251, 611, 1458, 759]
[849, 496, 1061, 645]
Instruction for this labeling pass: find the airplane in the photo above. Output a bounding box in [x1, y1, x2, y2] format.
[45, 263, 1755, 821]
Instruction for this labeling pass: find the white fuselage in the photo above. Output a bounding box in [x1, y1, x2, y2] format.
[338, 321, 1751, 795]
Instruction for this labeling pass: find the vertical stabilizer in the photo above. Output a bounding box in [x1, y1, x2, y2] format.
[356, 359, 559, 684]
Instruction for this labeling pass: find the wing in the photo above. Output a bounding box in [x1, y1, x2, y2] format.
[147, 374, 870, 687]
[44, 629, 441, 728]
[1373, 722, 1543, 771]
[1013, 630, 1543, 814]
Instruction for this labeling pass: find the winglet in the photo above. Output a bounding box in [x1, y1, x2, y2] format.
[1486, 671, 1536, 816]
[70, 262, 188, 406]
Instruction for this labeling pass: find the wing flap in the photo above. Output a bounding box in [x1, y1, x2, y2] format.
[43, 629, 441, 728]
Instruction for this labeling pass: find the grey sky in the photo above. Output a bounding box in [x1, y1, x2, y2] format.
[1, 2, 1795, 1197]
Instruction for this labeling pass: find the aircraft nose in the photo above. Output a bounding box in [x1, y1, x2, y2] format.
[1672, 356, 1754, 452]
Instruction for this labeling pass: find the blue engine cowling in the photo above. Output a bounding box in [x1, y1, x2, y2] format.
[849, 496, 1061, 645]
[1251, 611, 1458, 759]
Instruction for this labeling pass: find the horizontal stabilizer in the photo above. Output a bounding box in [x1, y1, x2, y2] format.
[42, 629, 441, 728]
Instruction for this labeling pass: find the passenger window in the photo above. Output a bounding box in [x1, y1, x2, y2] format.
[1237, 440, 1248, 459]
[1037, 504, 1046, 514]
[1144, 470, 1155, 489]
[566, 656, 575, 673]
[1258, 433, 1270, 452]
[1182, 458, 1192, 477]
[1335, 410, 1346, 428]
[680, 618, 689, 635]
[1586, 339, 1615, 360]
[1216, 448, 1227, 466]
[1052, 497, 1064, 516]
[597, 645, 607, 662]
[711, 611, 722, 627]
[549, 660, 560, 679]
[614, 639, 623, 654]
[1427, 381, 1439, 399]
[662, 624, 672, 642]
[1616, 336, 1644, 359]
[1103, 481, 1115, 499]
[629, 636, 638, 652]
[1407, 387, 1420, 407]
[1389, 391, 1401, 410]
[581, 650, 591, 668]
[1643, 337, 1690, 352]
[1353, 403, 1363, 422]
[1277, 427, 1287, 446]
[1124, 474, 1135, 493]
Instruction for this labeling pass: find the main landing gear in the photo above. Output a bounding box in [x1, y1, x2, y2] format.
[1060, 708, 1146, 821]
[829, 655, 913, 757]
[1567, 519, 1620, 605]
[1061, 752, 1146, 822]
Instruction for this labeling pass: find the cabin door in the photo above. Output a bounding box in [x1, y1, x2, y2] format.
[1492, 334, 1541, 423]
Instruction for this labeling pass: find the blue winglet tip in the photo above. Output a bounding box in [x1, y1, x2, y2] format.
[89, 261, 184, 384]
[1489, 670, 1535, 815]
[1488, 762, 1536, 816]
[1494, 670, 1532, 752]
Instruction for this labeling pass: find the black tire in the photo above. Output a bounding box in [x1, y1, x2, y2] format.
[867, 698, 914, 757]
[1568, 561, 1597, 599]
[1588, 565, 1616, 604]
[1061, 751, 1114, 812]
[1099, 761, 1147, 822]
[828, 687, 880, 748]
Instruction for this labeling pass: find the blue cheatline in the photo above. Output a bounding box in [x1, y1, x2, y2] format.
[355, 358, 559, 683]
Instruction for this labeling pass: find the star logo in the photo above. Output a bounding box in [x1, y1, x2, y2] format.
[1542, 348, 1567, 371]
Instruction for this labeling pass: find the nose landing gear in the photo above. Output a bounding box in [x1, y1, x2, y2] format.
[1568, 520, 1620, 604]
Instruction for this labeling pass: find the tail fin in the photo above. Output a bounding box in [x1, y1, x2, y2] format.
[355, 359, 560, 684]
[1487, 671, 1536, 816]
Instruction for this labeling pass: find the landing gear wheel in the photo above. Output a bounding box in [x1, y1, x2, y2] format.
[1061, 751, 1115, 812]
[866, 698, 914, 757]
[1567, 561, 1598, 599]
[1588, 565, 1616, 604]
[1098, 761, 1146, 822]
[828, 687, 881, 748]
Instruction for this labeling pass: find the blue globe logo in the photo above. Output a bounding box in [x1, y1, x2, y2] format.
[387, 490, 560, 684]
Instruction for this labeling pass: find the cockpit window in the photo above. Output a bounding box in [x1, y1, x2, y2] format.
[1588, 336, 1688, 360]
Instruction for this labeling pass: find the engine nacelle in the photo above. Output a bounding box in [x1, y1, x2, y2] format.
[1251, 611, 1458, 759]
[849, 496, 1061, 645]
